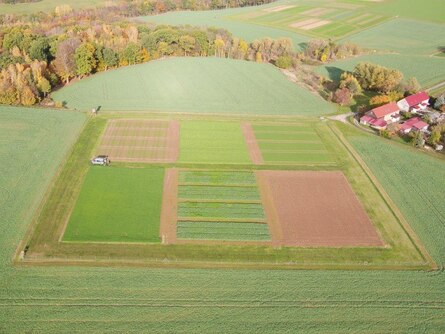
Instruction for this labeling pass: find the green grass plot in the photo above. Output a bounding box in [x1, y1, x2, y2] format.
[64, 167, 164, 243]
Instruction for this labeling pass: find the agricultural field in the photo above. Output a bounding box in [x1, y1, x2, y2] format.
[96, 119, 179, 163]
[316, 54, 445, 88]
[249, 122, 336, 165]
[342, 19, 445, 55]
[179, 121, 251, 164]
[2, 109, 445, 332]
[228, 0, 389, 39]
[176, 170, 269, 242]
[22, 113, 431, 270]
[64, 167, 165, 243]
[52, 57, 333, 115]
[0, 0, 108, 15]
[341, 124, 445, 262]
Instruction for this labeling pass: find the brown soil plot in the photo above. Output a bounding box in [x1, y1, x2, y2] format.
[241, 122, 264, 165]
[159, 168, 179, 244]
[97, 119, 179, 163]
[256, 171, 384, 247]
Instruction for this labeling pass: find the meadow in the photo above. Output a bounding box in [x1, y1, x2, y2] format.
[2, 109, 445, 332]
[63, 167, 165, 243]
[316, 54, 445, 88]
[53, 57, 334, 115]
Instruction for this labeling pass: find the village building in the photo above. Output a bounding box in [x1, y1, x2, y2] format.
[397, 92, 430, 113]
[360, 102, 400, 129]
[399, 117, 429, 134]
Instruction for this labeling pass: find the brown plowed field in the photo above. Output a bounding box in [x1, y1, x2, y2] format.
[159, 168, 179, 244]
[97, 119, 179, 163]
[241, 122, 263, 164]
[256, 171, 384, 247]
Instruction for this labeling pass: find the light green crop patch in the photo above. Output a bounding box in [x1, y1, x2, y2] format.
[179, 121, 251, 164]
[64, 167, 165, 243]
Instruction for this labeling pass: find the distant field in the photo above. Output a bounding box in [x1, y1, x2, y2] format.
[316, 54, 445, 88]
[64, 167, 164, 243]
[179, 121, 251, 164]
[0, 0, 108, 15]
[342, 19, 445, 55]
[138, 6, 310, 50]
[53, 57, 334, 115]
[369, 0, 445, 24]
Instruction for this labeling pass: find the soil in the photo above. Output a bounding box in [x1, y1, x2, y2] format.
[256, 170, 384, 247]
[159, 168, 179, 244]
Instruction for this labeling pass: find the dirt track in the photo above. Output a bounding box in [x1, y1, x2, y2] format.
[241, 122, 264, 165]
[257, 170, 383, 247]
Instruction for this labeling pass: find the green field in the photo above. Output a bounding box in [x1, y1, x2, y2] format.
[53, 57, 333, 115]
[2, 110, 445, 331]
[316, 54, 445, 88]
[342, 19, 445, 55]
[369, 0, 445, 24]
[63, 167, 164, 243]
[0, 0, 107, 15]
[341, 125, 445, 262]
[253, 122, 335, 164]
[52, 58, 333, 115]
[179, 121, 251, 163]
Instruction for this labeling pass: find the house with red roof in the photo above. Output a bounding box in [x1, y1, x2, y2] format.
[399, 117, 429, 134]
[360, 102, 400, 129]
[397, 92, 430, 112]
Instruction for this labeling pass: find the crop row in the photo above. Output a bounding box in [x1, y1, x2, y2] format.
[179, 170, 257, 185]
[178, 185, 260, 201]
[178, 202, 265, 220]
[177, 221, 270, 241]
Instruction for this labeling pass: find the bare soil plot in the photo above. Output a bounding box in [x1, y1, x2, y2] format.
[241, 122, 263, 165]
[159, 168, 179, 244]
[300, 20, 332, 30]
[289, 18, 319, 29]
[256, 171, 384, 247]
[97, 119, 179, 163]
[263, 5, 295, 12]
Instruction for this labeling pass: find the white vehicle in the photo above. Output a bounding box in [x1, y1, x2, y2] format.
[91, 155, 110, 166]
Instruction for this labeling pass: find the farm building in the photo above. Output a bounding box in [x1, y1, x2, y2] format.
[360, 102, 400, 129]
[397, 92, 430, 112]
[399, 117, 429, 134]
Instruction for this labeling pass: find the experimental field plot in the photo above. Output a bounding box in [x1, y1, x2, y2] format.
[97, 119, 179, 163]
[63, 167, 164, 243]
[163, 170, 271, 243]
[229, 0, 388, 39]
[257, 170, 383, 247]
[179, 121, 251, 164]
[243, 122, 335, 165]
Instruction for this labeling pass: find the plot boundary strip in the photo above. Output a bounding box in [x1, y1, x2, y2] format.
[241, 122, 264, 165]
[159, 168, 179, 244]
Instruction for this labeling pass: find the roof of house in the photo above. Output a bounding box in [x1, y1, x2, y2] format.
[412, 120, 429, 130]
[400, 117, 423, 131]
[404, 92, 429, 107]
[360, 115, 374, 122]
[369, 118, 387, 128]
[370, 102, 399, 119]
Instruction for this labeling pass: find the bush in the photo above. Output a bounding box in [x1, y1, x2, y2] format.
[275, 55, 292, 69]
